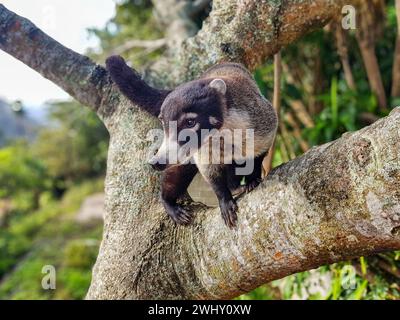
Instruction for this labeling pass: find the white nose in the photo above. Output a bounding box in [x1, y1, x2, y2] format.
[148, 155, 167, 171]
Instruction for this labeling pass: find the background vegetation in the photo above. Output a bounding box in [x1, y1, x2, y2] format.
[0, 0, 399, 299]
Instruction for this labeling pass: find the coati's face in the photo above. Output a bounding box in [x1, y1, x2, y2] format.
[149, 78, 227, 170]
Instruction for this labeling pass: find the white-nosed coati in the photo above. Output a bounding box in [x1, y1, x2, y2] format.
[106, 55, 277, 228]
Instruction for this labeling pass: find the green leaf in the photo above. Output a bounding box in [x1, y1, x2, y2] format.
[349, 280, 368, 300]
[330, 77, 338, 129]
[331, 270, 342, 300]
[360, 257, 367, 276]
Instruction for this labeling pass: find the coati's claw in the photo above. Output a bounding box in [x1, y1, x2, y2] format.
[167, 205, 194, 225]
[220, 199, 238, 229]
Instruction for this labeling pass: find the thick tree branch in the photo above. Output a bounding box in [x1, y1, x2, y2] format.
[87, 107, 400, 300]
[0, 1, 357, 113]
[146, 0, 356, 87]
[0, 4, 118, 119]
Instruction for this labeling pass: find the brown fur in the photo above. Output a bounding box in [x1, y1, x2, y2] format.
[106, 57, 277, 228]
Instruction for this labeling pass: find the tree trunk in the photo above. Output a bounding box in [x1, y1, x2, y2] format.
[0, 1, 399, 300]
[356, 0, 388, 110]
[392, 38, 400, 98]
[263, 52, 281, 175]
[358, 42, 388, 110]
[310, 46, 325, 114]
[391, 0, 400, 98]
[333, 21, 357, 91]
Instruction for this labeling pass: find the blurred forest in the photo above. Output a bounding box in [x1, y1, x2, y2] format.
[0, 0, 399, 299]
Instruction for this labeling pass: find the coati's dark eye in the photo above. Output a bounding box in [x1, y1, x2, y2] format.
[185, 119, 196, 128]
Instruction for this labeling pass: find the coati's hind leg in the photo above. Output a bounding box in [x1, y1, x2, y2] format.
[161, 163, 198, 225]
[201, 164, 238, 229]
[245, 152, 266, 192]
[234, 152, 266, 195]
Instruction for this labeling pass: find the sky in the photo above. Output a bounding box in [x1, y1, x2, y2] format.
[0, 0, 116, 106]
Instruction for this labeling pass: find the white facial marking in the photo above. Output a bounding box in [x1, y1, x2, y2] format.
[184, 112, 198, 120]
[178, 112, 198, 124]
[192, 123, 200, 131]
[209, 116, 219, 126]
[155, 134, 179, 165]
[154, 122, 201, 165]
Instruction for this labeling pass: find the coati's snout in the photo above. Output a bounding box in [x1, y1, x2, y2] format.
[148, 128, 198, 170]
[148, 158, 167, 171]
[148, 137, 171, 171]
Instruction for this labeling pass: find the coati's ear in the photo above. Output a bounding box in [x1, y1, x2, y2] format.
[209, 78, 227, 95]
[105, 55, 170, 117]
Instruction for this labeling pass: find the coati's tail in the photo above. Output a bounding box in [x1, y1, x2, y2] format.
[105, 55, 170, 117]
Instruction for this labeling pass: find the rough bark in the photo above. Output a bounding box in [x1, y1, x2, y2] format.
[89, 104, 400, 300]
[1, 1, 399, 300]
[146, 0, 353, 87]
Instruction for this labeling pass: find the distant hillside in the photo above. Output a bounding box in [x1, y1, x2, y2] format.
[0, 99, 41, 146]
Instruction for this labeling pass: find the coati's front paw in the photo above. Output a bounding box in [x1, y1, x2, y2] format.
[220, 199, 238, 229]
[165, 205, 194, 225]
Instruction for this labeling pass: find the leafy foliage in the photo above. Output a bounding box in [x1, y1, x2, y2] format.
[0, 180, 103, 299]
[33, 100, 108, 184]
[0, 142, 49, 209]
[87, 0, 163, 66]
